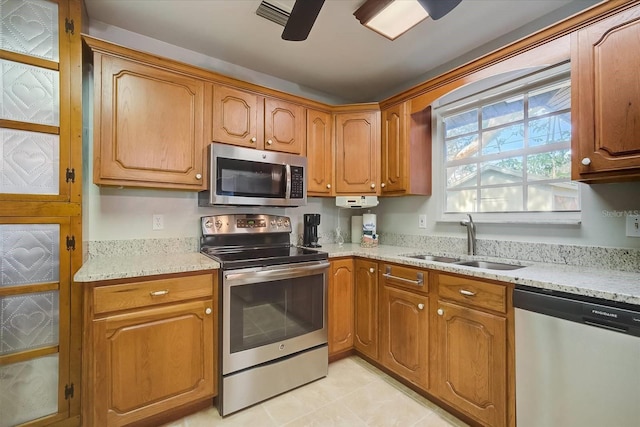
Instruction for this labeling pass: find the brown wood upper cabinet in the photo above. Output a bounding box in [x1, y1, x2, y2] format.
[306, 108, 334, 195]
[335, 110, 380, 194]
[88, 40, 207, 190]
[211, 84, 305, 154]
[381, 102, 432, 195]
[571, 3, 640, 182]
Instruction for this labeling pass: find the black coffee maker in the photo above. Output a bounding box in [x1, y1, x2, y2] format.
[303, 213, 321, 247]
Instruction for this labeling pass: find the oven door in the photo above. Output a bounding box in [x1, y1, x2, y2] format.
[222, 260, 328, 375]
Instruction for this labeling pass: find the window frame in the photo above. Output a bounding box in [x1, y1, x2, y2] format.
[432, 62, 582, 224]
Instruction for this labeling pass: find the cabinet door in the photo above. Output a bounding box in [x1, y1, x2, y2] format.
[335, 112, 379, 194]
[328, 259, 354, 356]
[212, 84, 261, 149]
[572, 4, 640, 181]
[95, 54, 206, 189]
[381, 102, 407, 193]
[353, 259, 378, 360]
[92, 299, 214, 427]
[435, 301, 507, 427]
[307, 108, 333, 195]
[380, 286, 429, 390]
[264, 97, 305, 154]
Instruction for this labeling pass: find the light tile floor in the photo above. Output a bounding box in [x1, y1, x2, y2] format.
[163, 356, 469, 427]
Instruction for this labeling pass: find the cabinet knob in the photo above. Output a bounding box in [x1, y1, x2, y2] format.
[267, 139, 273, 145]
[381, 183, 386, 188]
[581, 157, 591, 166]
[250, 137, 257, 143]
[205, 307, 212, 315]
[195, 173, 202, 180]
[370, 183, 376, 189]
[326, 184, 331, 189]
[369, 268, 375, 273]
[437, 308, 444, 316]
[418, 303, 424, 310]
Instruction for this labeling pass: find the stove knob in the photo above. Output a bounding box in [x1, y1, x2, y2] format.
[215, 220, 223, 229]
[283, 219, 290, 227]
[204, 220, 212, 228]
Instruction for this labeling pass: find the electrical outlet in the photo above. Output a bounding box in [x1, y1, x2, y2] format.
[152, 214, 164, 231]
[626, 215, 640, 237]
[418, 214, 427, 229]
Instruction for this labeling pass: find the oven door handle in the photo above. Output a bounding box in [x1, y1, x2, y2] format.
[224, 261, 329, 286]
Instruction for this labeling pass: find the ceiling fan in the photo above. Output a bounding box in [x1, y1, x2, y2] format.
[281, 0, 463, 41]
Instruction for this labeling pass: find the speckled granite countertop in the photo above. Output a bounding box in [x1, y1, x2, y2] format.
[74, 253, 220, 282]
[74, 242, 640, 306]
[318, 243, 640, 306]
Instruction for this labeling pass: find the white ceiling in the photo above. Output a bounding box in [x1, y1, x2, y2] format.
[83, 0, 601, 103]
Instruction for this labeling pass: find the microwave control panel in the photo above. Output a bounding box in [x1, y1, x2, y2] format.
[291, 166, 304, 199]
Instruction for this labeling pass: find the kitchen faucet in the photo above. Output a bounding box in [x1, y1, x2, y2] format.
[460, 214, 477, 255]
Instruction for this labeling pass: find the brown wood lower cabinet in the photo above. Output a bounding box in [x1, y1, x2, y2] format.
[434, 273, 509, 427]
[353, 259, 379, 360]
[380, 284, 429, 390]
[328, 258, 354, 356]
[81, 272, 218, 427]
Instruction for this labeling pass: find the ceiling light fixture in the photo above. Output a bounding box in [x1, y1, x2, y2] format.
[354, 0, 429, 41]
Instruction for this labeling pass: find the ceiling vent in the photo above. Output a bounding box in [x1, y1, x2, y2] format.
[256, 1, 294, 27]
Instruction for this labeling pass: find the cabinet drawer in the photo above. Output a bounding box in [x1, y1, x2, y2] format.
[94, 274, 214, 314]
[381, 264, 429, 294]
[437, 274, 506, 313]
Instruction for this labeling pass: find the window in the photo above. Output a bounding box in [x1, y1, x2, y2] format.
[436, 65, 580, 222]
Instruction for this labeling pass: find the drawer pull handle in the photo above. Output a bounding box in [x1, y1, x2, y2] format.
[149, 290, 169, 297]
[459, 289, 476, 297]
[417, 303, 424, 310]
[383, 267, 424, 286]
[205, 307, 212, 315]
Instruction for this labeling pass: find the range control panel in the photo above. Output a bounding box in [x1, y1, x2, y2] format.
[202, 214, 291, 235]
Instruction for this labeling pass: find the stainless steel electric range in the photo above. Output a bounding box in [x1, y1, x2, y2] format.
[200, 214, 329, 416]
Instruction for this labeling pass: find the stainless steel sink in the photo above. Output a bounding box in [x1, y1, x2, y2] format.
[454, 260, 525, 270]
[403, 255, 461, 263]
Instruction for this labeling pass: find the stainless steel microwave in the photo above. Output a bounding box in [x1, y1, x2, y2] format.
[198, 143, 307, 207]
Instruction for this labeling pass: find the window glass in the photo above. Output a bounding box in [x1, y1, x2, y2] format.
[440, 71, 578, 214]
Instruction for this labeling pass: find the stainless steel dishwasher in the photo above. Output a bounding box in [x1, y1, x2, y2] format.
[514, 286, 640, 427]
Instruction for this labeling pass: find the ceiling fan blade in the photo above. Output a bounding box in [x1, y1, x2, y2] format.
[282, 0, 325, 41]
[418, 0, 462, 20]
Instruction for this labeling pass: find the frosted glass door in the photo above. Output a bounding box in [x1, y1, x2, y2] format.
[0, 0, 69, 201]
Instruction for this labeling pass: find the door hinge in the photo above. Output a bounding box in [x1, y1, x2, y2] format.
[66, 235, 76, 251]
[66, 168, 75, 183]
[65, 18, 74, 35]
[65, 383, 74, 400]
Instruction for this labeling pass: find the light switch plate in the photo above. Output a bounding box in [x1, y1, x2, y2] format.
[418, 214, 427, 229]
[626, 215, 640, 237]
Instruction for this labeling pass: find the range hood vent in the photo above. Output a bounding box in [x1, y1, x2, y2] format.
[256, 1, 292, 27]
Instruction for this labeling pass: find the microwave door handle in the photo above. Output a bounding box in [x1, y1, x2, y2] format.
[285, 164, 292, 199]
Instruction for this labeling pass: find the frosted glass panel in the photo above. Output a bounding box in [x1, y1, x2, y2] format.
[0, 128, 59, 194]
[0, 0, 59, 62]
[0, 354, 58, 427]
[1, 291, 59, 355]
[0, 224, 59, 286]
[0, 58, 60, 126]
